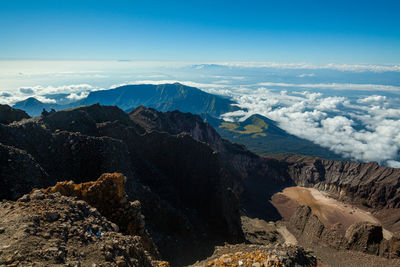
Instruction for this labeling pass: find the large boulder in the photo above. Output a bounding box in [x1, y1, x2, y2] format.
[345, 222, 383, 255]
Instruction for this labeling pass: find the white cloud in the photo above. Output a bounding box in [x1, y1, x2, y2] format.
[221, 87, 400, 165]
[387, 160, 400, 168]
[316, 96, 345, 111]
[27, 84, 95, 95]
[0, 84, 98, 106]
[206, 62, 400, 72]
[257, 82, 400, 93]
[357, 95, 387, 104]
[297, 73, 316, 78]
[66, 91, 90, 101]
[35, 96, 56, 104]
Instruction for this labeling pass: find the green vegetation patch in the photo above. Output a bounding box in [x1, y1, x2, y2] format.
[219, 118, 269, 137]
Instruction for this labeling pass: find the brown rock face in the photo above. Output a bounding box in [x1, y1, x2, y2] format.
[345, 222, 383, 255]
[0, 190, 166, 266]
[287, 205, 396, 258]
[42, 173, 156, 253]
[287, 206, 346, 249]
[271, 154, 400, 209]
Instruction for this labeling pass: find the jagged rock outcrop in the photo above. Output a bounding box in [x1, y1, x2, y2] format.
[42, 173, 156, 254]
[287, 206, 346, 249]
[0, 104, 30, 124]
[129, 106, 226, 152]
[0, 189, 167, 266]
[271, 154, 400, 209]
[0, 143, 50, 200]
[345, 222, 383, 255]
[41, 103, 144, 135]
[286, 205, 400, 259]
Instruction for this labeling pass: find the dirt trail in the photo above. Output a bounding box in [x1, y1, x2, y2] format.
[271, 186, 393, 239]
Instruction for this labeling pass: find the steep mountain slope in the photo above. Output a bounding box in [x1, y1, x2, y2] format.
[204, 113, 344, 160]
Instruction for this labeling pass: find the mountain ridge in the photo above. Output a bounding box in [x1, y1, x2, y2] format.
[12, 83, 343, 160]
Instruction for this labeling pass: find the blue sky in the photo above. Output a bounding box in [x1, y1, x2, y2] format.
[1, 0, 400, 63]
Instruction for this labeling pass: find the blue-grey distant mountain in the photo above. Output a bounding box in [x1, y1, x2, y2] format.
[13, 97, 65, 117]
[14, 83, 240, 117]
[81, 83, 240, 116]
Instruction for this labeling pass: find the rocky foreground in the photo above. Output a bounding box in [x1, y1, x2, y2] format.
[0, 174, 169, 266]
[0, 173, 312, 267]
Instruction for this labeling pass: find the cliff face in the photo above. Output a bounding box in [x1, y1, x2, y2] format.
[272, 154, 400, 209]
[287, 206, 400, 259]
[129, 106, 293, 221]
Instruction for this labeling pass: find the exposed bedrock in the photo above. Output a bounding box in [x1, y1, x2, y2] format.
[287, 206, 400, 258]
[271, 154, 400, 209]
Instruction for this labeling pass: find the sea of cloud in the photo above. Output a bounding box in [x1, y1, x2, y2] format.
[213, 87, 400, 167]
[0, 84, 96, 105]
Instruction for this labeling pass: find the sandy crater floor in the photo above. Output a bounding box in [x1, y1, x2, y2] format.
[271, 186, 392, 239]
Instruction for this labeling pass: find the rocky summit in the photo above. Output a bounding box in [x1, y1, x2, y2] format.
[0, 182, 168, 266]
[1, 104, 400, 267]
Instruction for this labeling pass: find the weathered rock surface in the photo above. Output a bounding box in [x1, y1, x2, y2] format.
[271, 154, 400, 209]
[0, 190, 167, 266]
[189, 243, 317, 267]
[287, 206, 346, 250]
[345, 222, 383, 255]
[42, 173, 157, 254]
[0, 143, 50, 200]
[0, 104, 30, 124]
[286, 205, 400, 260]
